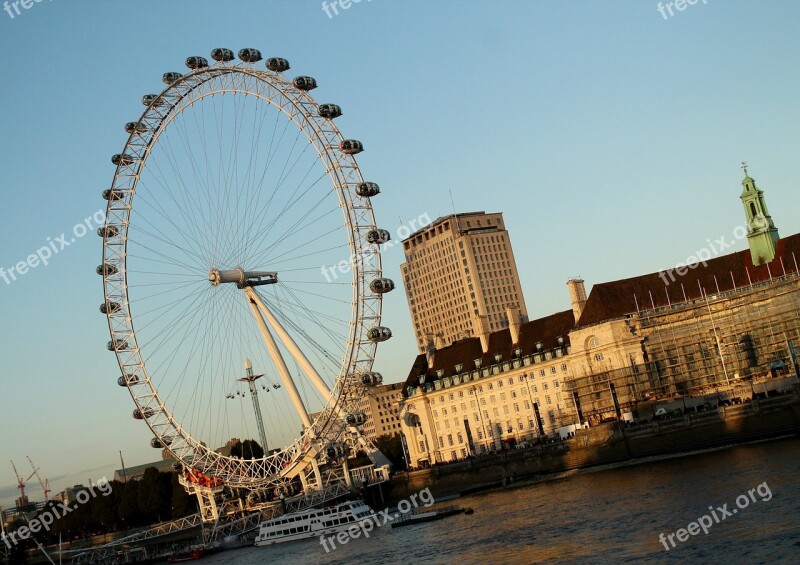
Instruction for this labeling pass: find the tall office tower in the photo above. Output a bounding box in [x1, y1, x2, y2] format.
[401, 211, 528, 354]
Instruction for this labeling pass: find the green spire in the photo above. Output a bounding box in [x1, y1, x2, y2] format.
[739, 163, 779, 266]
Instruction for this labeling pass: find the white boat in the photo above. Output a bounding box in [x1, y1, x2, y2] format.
[254, 500, 374, 546]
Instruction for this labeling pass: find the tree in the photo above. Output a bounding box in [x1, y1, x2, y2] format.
[374, 434, 407, 471]
[230, 439, 264, 460]
[117, 480, 144, 527]
[138, 468, 170, 523]
[170, 473, 197, 518]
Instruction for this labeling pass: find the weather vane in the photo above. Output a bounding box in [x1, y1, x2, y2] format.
[741, 160, 749, 176]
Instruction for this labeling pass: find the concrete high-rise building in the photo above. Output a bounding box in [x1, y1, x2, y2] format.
[356, 383, 405, 440]
[401, 211, 528, 354]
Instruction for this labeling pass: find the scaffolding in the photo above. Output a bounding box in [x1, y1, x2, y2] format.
[566, 270, 800, 423]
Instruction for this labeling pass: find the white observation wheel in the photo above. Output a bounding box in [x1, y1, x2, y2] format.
[99, 48, 394, 494]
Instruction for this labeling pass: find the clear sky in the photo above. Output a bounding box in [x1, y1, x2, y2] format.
[1, 0, 799, 508]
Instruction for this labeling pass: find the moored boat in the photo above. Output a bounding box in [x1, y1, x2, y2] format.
[254, 500, 374, 546]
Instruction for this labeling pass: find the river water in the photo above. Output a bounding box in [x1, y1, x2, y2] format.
[201, 438, 800, 564]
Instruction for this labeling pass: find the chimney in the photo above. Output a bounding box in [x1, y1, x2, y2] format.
[472, 314, 491, 353]
[566, 278, 587, 324]
[506, 305, 522, 345]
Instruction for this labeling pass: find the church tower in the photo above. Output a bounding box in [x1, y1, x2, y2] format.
[740, 163, 779, 266]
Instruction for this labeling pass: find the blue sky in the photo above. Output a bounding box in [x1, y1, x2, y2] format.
[1, 0, 799, 507]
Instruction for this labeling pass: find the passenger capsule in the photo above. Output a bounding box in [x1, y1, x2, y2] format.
[111, 154, 135, 166]
[150, 437, 172, 448]
[100, 301, 121, 314]
[97, 225, 120, 238]
[125, 122, 148, 135]
[367, 326, 392, 343]
[293, 76, 317, 91]
[211, 47, 235, 62]
[343, 412, 366, 427]
[185, 56, 209, 69]
[118, 374, 140, 387]
[102, 188, 125, 201]
[266, 57, 290, 72]
[365, 229, 391, 245]
[318, 104, 342, 119]
[96, 263, 118, 276]
[162, 72, 183, 84]
[360, 372, 383, 386]
[339, 139, 363, 155]
[133, 408, 155, 420]
[369, 278, 395, 294]
[356, 182, 380, 197]
[141, 94, 163, 106]
[238, 48, 262, 63]
[107, 338, 129, 351]
[326, 443, 346, 460]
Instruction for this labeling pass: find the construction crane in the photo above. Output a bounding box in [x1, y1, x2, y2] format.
[10, 460, 35, 507]
[26, 456, 51, 502]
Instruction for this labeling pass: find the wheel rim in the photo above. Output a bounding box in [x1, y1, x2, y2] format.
[100, 55, 385, 490]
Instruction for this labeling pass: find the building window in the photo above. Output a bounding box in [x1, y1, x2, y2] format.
[447, 434, 454, 446]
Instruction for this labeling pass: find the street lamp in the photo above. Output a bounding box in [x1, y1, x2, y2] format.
[520, 373, 539, 441]
[470, 385, 489, 454]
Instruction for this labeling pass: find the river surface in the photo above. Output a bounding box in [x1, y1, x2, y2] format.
[202, 438, 800, 564]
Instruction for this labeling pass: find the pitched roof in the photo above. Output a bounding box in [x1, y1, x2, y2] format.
[577, 233, 800, 327]
[402, 309, 575, 390]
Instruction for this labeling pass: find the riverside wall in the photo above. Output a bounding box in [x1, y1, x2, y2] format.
[387, 394, 800, 503]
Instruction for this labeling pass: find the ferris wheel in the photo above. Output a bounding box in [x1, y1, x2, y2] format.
[98, 48, 394, 500]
